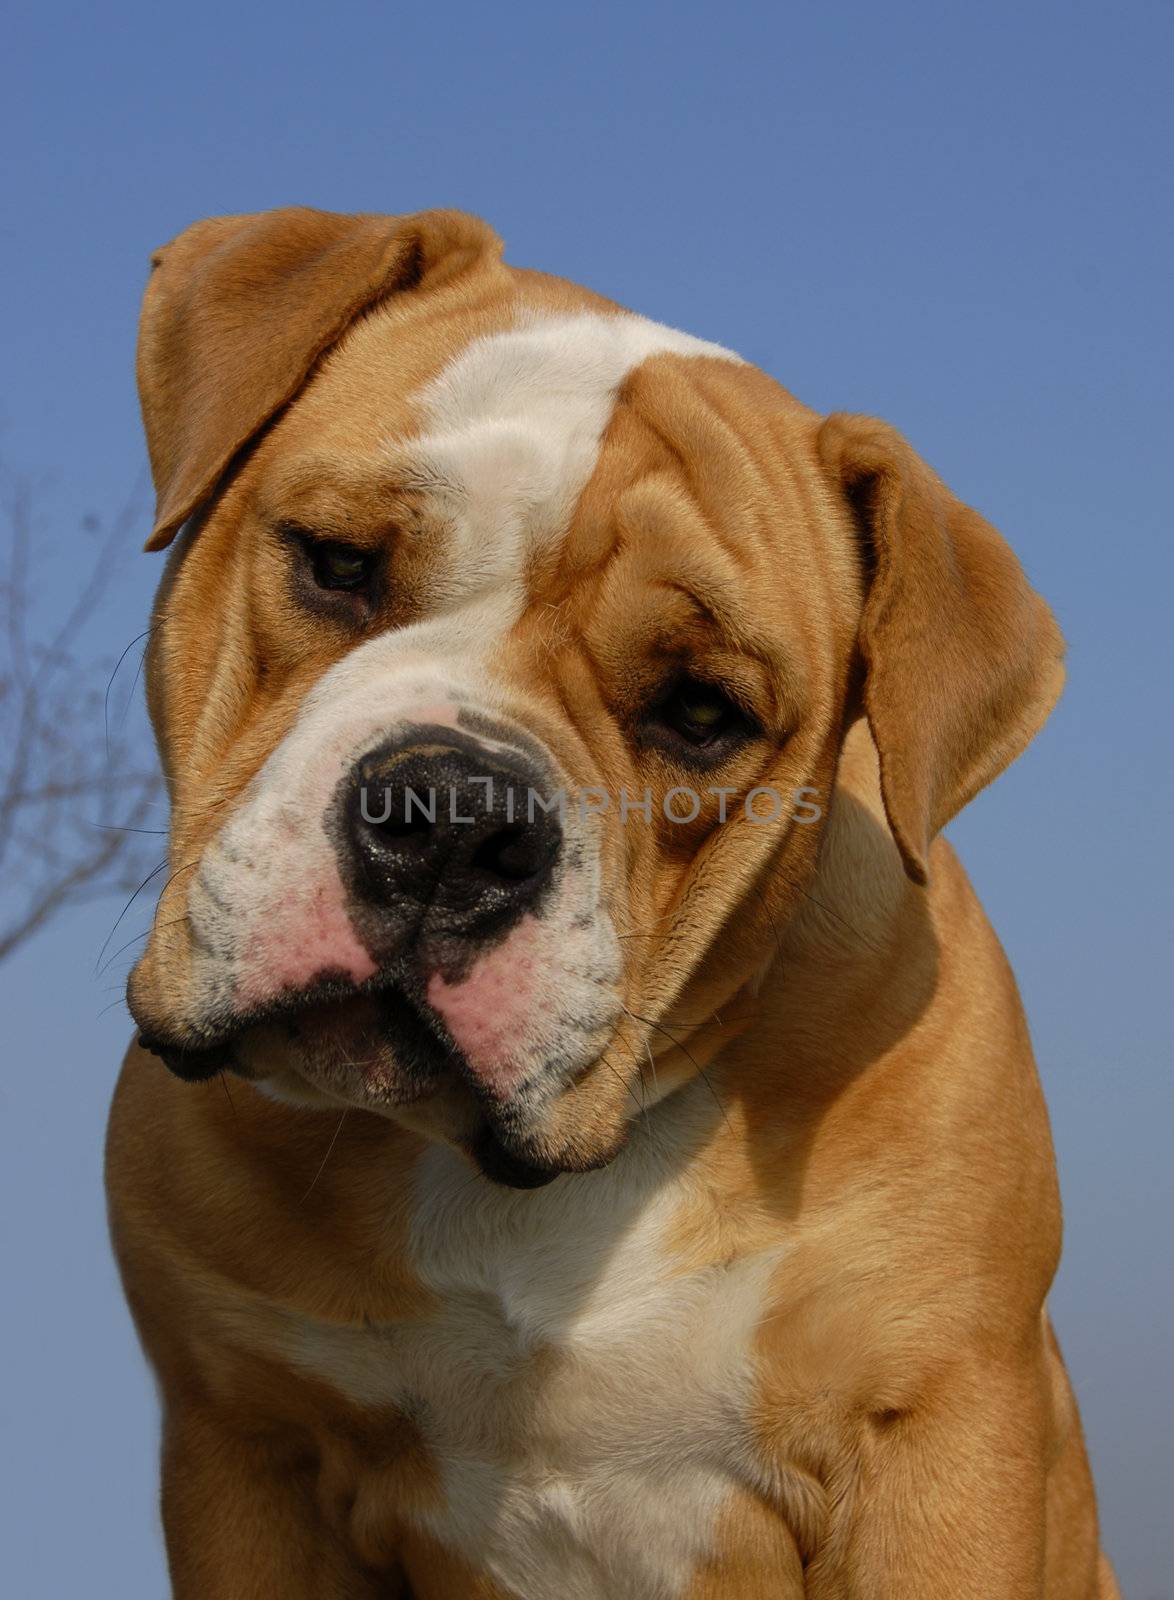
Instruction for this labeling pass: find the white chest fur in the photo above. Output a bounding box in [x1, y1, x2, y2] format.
[282, 1088, 782, 1600]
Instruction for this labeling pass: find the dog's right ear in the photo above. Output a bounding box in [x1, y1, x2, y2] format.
[137, 206, 503, 551]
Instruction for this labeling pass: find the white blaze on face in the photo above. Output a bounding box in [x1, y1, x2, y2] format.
[182, 310, 743, 1099]
[406, 308, 741, 609]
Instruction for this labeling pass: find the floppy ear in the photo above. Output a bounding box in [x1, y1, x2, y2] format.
[817, 413, 1065, 884]
[137, 206, 503, 551]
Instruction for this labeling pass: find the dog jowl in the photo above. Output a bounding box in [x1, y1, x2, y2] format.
[107, 208, 1116, 1599]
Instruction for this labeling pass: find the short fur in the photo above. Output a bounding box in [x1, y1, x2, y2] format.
[107, 206, 1116, 1598]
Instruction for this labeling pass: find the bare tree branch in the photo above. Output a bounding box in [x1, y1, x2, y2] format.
[0, 467, 166, 965]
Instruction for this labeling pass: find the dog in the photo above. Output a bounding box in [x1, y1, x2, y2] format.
[106, 206, 1117, 1598]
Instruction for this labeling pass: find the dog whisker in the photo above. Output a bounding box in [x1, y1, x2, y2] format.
[300, 1111, 348, 1203]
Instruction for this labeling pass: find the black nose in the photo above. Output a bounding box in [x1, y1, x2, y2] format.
[344, 730, 562, 937]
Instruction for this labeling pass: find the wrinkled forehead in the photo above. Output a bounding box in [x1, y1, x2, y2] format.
[275, 284, 737, 515]
[248, 276, 852, 670]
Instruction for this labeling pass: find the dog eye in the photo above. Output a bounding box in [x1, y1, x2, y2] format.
[651, 678, 747, 749]
[306, 540, 373, 592]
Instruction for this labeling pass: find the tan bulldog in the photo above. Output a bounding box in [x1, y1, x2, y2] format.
[106, 207, 1118, 1598]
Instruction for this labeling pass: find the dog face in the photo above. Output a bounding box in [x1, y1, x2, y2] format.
[128, 208, 1064, 1185]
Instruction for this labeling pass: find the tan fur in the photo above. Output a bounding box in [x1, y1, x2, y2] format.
[107, 208, 1116, 1597]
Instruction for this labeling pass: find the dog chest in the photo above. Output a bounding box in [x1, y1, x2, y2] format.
[281, 1119, 784, 1599]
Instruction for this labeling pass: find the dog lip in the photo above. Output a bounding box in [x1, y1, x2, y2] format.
[130, 968, 391, 1074]
[470, 1124, 563, 1189]
[133, 971, 457, 1090]
[468, 1110, 628, 1189]
[136, 1032, 234, 1082]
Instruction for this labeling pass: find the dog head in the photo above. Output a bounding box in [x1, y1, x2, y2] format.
[127, 207, 1063, 1185]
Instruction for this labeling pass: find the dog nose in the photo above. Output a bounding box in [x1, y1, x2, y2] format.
[345, 732, 562, 934]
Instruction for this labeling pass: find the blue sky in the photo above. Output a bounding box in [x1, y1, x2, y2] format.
[2, 2, 1171, 1594]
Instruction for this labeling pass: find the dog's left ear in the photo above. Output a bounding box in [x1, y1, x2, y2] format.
[137, 206, 503, 551]
[818, 413, 1065, 884]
